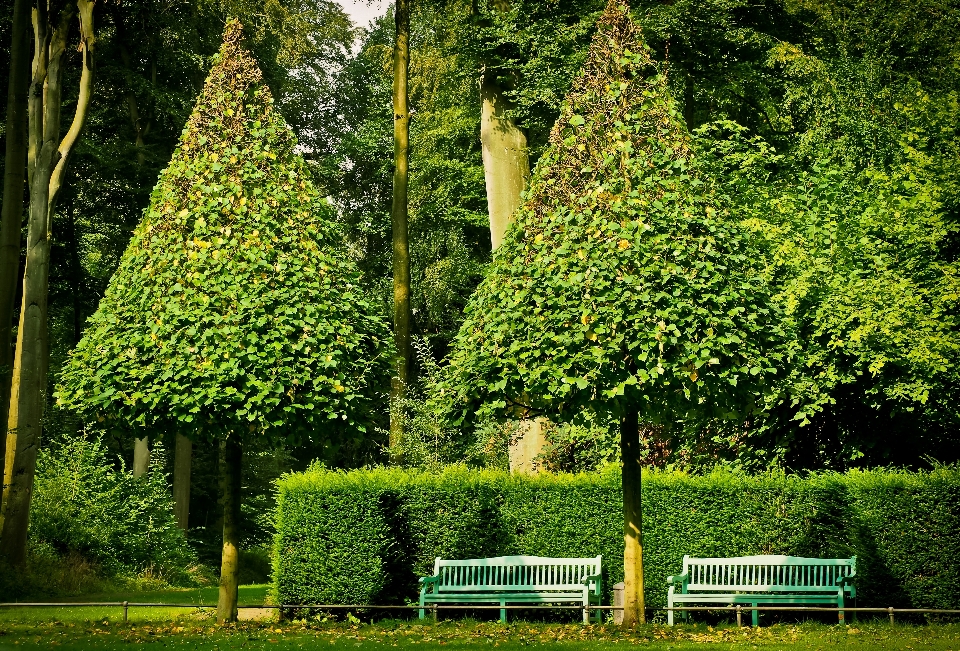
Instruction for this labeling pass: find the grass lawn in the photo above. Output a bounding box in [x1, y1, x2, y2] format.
[1, 616, 959, 650]
[0, 584, 270, 625]
[3, 589, 959, 650]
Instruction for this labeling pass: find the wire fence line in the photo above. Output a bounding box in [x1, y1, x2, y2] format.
[3, 602, 960, 625]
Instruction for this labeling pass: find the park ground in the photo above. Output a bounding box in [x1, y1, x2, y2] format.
[1, 587, 959, 650]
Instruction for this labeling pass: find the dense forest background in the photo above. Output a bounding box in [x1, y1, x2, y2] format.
[0, 0, 957, 575]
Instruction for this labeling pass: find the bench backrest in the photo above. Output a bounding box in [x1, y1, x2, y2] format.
[433, 555, 601, 592]
[682, 555, 856, 593]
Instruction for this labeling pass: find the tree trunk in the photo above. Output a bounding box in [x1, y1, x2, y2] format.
[621, 406, 645, 626]
[480, 74, 530, 250]
[480, 0, 537, 471]
[479, 0, 530, 251]
[0, 0, 96, 567]
[173, 434, 192, 530]
[217, 434, 242, 624]
[132, 436, 150, 477]
[0, 0, 32, 484]
[389, 0, 412, 456]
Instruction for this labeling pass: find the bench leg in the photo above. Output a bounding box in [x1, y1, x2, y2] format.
[667, 597, 674, 626]
[838, 593, 845, 625]
[500, 599, 507, 624]
[752, 603, 759, 628]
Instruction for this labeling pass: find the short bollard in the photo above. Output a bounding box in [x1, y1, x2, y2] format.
[123, 601, 129, 623]
[736, 605, 743, 627]
[889, 607, 894, 625]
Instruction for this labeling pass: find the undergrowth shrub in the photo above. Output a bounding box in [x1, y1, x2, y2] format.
[273, 466, 960, 613]
[25, 436, 198, 592]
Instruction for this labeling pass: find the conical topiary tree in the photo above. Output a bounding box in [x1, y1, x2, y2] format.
[57, 20, 391, 622]
[438, 1, 789, 625]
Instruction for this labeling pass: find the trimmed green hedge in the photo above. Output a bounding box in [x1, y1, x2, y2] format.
[272, 466, 960, 611]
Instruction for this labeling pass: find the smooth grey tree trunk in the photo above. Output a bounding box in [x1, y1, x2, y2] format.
[480, 74, 530, 250]
[479, 0, 530, 251]
[480, 0, 538, 473]
[132, 436, 150, 477]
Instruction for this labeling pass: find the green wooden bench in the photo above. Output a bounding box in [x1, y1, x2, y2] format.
[419, 555, 603, 624]
[667, 554, 856, 627]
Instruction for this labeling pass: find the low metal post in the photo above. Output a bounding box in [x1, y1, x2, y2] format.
[889, 607, 894, 625]
[123, 601, 128, 623]
[736, 605, 742, 627]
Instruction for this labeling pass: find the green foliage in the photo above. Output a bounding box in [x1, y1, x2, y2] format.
[274, 466, 960, 612]
[439, 4, 787, 427]
[696, 95, 960, 468]
[29, 436, 196, 583]
[55, 21, 391, 447]
[272, 464, 399, 605]
[462, 0, 606, 158]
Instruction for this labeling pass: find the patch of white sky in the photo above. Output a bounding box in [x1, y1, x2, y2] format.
[339, 0, 391, 31]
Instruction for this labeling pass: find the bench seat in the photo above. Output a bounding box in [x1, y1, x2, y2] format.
[418, 555, 602, 624]
[667, 554, 856, 627]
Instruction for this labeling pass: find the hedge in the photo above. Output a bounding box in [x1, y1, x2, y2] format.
[272, 466, 960, 611]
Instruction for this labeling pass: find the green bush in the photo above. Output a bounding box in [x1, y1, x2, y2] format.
[29, 436, 197, 586]
[273, 466, 960, 611]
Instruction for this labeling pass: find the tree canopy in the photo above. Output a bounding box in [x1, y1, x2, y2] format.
[438, 2, 789, 428]
[56, 20, 391, 447]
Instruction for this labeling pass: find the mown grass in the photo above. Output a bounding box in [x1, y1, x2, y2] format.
[3, 589, 959, 650]
[1, 616, 960, 650]
[0, 584, 270, 625]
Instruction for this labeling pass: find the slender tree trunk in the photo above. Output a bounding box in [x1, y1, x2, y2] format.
[173, 434, 192, 531]
[621, 406, 645, 626]
[132, 436, 149, 477]
[0, 0, 32, 485]
[0, 0, 96, 567]
[389, 0, 412, 455]
[217, 435, 241, 624]
[479, 0, 530, 251]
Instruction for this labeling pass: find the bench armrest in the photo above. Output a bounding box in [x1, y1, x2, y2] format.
[836, 574, 855, 592]
[419, 575, 440, 589]
[666, 572, 689, 585]
[582, 572, 602, 594]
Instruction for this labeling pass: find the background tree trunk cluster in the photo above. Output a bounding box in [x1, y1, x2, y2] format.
[0, 0, 96, 567]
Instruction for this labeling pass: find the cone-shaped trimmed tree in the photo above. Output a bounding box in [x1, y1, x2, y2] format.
[57, 20, 391, 622]
[439, 1, 789, 625]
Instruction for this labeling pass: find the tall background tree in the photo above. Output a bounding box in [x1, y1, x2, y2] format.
[0, 0, 96, 567]
[390, 0, 413, 453]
